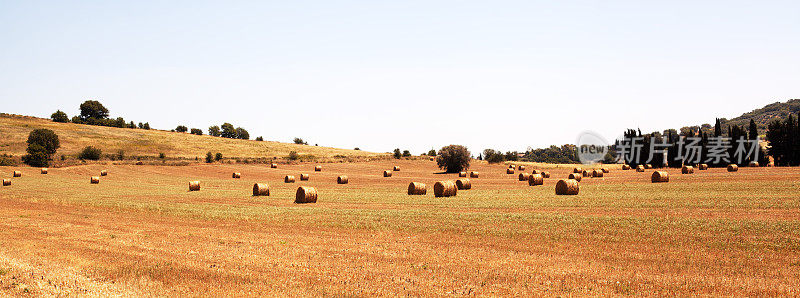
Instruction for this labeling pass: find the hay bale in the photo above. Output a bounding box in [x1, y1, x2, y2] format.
[601, 168, 609, 173]
[727, 164, 739, 172]
[592, 169, 604, 178]
[300, 173, 310, 181]
[315, 165, 322, 172]
[41, 168, 48, 174]
[2, 179, 10, 186]
[622, 164, 631, 170]
[573, 167, 582, 173]
[393, 166, 400, 171]
[408, 182, 427, 195]
[232, 172, 241, 179]
[698, 164, 709, 170]
[252, 183, 270, 196]
[100, 170, 108, 176]
[508, 164, 516, 169]
[651, 171, 669, 183]
[681, 166, 694, 174]
[383, 170, 392, 177]
[528, 174, 544, 186]
[636, 165, 645, 172]
[469, 171, 479, 178]
[90, 176, 100, 184]
[271, 163, 278, 168]
[568, 173, 582, 182]
[518, 173, 531, 181]
[337, 175, 349, 184]
[506, 168, 514, 174]
[645, 164, 653, 169]
[433, 180, 457, 197]
[284, 175, 296, 183]
[456, 178, 472, 190]
[541, 171, 551, 178]
[749, 161, 759, 167]
[518, 165, 526, 171]
[295, 186, 318, 203]
[189, 181, 201, 191]
[458, 171, 467, 177]
[555, 179, 579, 195]
[582, 170, 591, 177]
[12, 171, 21, 177]
[531, 169, 541, 175]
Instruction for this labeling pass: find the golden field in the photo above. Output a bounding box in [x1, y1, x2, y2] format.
[1, 159, 799, 296]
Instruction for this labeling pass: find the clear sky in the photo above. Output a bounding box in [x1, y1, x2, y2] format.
[1, 1, 798, 154]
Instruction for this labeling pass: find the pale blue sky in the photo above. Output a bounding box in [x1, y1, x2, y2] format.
[1, 1, 798, 153]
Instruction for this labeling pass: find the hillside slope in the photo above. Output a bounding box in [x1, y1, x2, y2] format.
[0, 114, 382, 160]
[723, 99, 800, 132]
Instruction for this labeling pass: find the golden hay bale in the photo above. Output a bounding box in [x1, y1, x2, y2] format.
[383, 170, 392, 177]
[568, 173, 582, 182]
[135, 161, 143, 165]
[90, 176, 100, 184]
[100, 170, 108, 176]
[433, 180, 457, 197]
[528, 174, 544, 186]
[645, 164, 653, 169]
[636, 165, 645, 172]
[12, 171, 22, 177]
[518, 173, 531, 181]
[232, 172, 241, 179]
[518, 165, 526, 171]
[271, 163, 278, 168]
[295, 186, 318, 203]
[531, 169, 541, 175]
[189, 181, 200, 191]
[749, 161, 759, 167]
[555, 179, 579, 195]
[300, 173, 309, 181]
[284, 175, 296, 183]
[458, 171, 467, 177]
[727, 164, 738, 172]
[698, 164, 709, 170]
[252, 183, 270, 196]
[456, 178, 472, 190]
[41, 168, 48, 174]
[506, 168, 514, 174]
[651, 171, 669, 183]
[582, 170, 591, 177]
[541, 171, 551, 178]
[592, 169, 604, 178]
[469, 171, 479, 178]
[337, 175, 349, 184]
[393, 166, 400, 171]
[573, 167, 582, 173]
[2, 179, 10, 186]
[508, 164, 516, 169]
[408, 182, 427, 195]
[601, 168, 609, 173]
[681, 166, 694, 174]
[622, 164, 631, 170]
[315, 165, 322, 172]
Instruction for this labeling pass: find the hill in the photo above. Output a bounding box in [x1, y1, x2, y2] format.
[0, 113, 383, 162]
[722, 98, 800, 133]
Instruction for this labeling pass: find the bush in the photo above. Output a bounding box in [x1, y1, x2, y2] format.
[483, 149, 505, 163]
[175, 125, 188, 133]
[79, 146, 102, 160]
[50, 110, 69, 123]
[288, 151, 299, 160]
[402, 150, 411, 157]
[205, 152, 214, 163]
[354, 147, 360, 150]
[71, 116, 84, 124]
[428, 149, 436, 156]
[190, 128, 203, 135]
[116, 150, 124, 161]
[215, 152, 223, 161]
[293, 137, 307, 145]
[436, 145, 471, 173]
[393, 148, 402, 159]
[159, 152, 166, 159]
[255, 136, 264, 141]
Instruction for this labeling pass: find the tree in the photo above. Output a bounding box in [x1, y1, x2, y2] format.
[255, 136, 264, 141]
[175, 125, 188, 133]
[50, 110, 69, 123]
[714, 118, 722, 137]
[79, 100, 109, 121]
[427, 149, 436, 156]
[190, 128, 203, 135]
[293, 137, 307, 145]
[749, 119, 759, 140]
[22, 129, 60, 167]
[215, 152, 223, 161]
[205, 152, 214, 163]
[393, 148, 402, 159]
[235, 127, 249, 140]
[436, 145, 471, 173]
[79, 146, 102, 160]
[402, 150, 411, 157]
[208, 125, 221, 137]
[220, 123, 236, 138]
[142, 122, 150, 130]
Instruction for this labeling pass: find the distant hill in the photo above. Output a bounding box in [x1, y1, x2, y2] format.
[0, 113, 382, 161]
[721, 99, 800, 134]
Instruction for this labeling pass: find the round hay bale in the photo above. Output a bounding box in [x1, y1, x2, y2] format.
[90, 176, 100, 184]
[456, 178, 472, 190]
[12, 171, 21, 177]
[568, 173, 582, 182]
[2, 179, 10, 186]
[555, 179, 579, 195]
[315, 165, 322, 172]
[508, 164, 516, 169]
[232, 172, 241, 179]
[383, 170, 392, 177]
[135, 161, 144, 165]
[681, 166, 694, 174]
[531, 169, 541, 175]
[651, 171, 669, 183]
[541, 171, 551, 178]
[573, 167, 582, 173]
[458, 171, 467, 177]
[100, 170, 108, 176]
[645, 164, 653, 169]
[749, 161, 759, 167]
[506, 168, 514, 174]
[407, 182, 427, 195]
[295, 186, 317, 203]
[300, 173, 310, 181]
[592, 169, 604, 178]
[188, 181, 201, 191]
[284, 175, 296, 183]
[252, 183, 270, 196]
[433, 180, 457, 197]
[337, 175, 349, 184]
[518, 173, 531, 181]
[469, 171, 479, 178]
[601, 168, 609, 173]
[528, 174, 544, 186]
[698, 164, 709, 170]
[518, 165, 526, 171]
[622, 164, 631, 170]
[636, 165, 645, 172]
[582, 170, 591, 177]
[271, 163, 278, 168]
[727, 164, 739, 172]
[393, 166, 400, 171]
[41, 168, 48, 174]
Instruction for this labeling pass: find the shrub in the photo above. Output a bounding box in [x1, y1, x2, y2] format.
[142, 122, 150, 130]
[293, 137, 307, 145]
[215, 152, 223, 161]
[288, 151, 299, 160]
[483, 149, 505, 163]
[354, 147, 360, 150]
[71, 116, 84, 124]
[255, 136, 264, 141]
[205, 152, 213, 163]
[50, 110, 69, 123]
[159, 152, 166, 159]
[190, 128, 203, 135]
[175, 125, 188, 133]
[79, 146, 102, 160]
[116, 150, 124, 161]
[393, 148, 402, 159]
[436, 145, 471, 173]
[402, 150, 411, 157]
[428, 149, 436, 156]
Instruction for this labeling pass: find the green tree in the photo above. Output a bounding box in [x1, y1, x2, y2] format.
[220, 123, 236, 138]
[427, 149, 436, 156]
[79, 100, 109, 121]
[293, 137, 307, 145]
[215, 152, 223, 161]
[22, 129, 60, 167]
[436, 145, 471, 173]
[393, 148, 402, 159]
[402, 150, 411, 157]
[175, 125, 188, 132]
[235, 127, 249, 140]
[748, 119, 759, 140]
[190, 128, 203, 135]
[205, 152, 214, 163]
[50, 110, 69, 123]
[208, 125, 221, 137]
